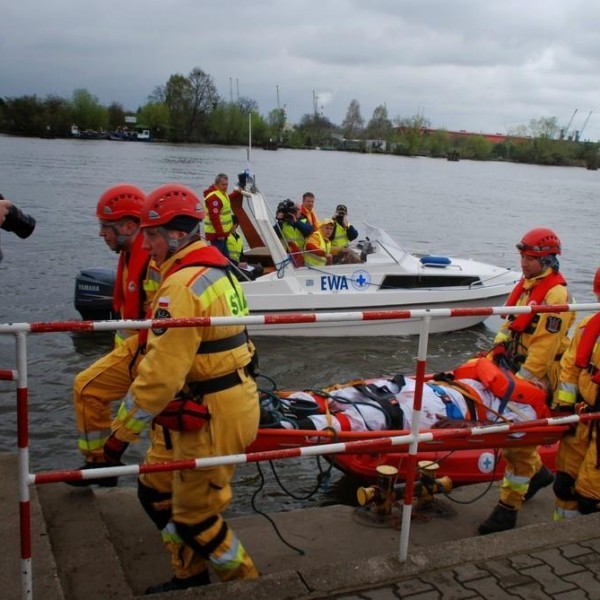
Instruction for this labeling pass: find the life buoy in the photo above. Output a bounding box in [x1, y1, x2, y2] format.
[453, 357, 550, 417]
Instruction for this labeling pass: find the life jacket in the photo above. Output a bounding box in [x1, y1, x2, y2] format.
[226, 232, 244, 263]
[505, 271, 567, 333]
[138, 245, 231, 347]
[575, 313, 600, 384]
[279, 221, 306, 266]
[453, 357, 550, 417]
[330, 221, 350, 248]
[304, 231, 331, 267]
[113, 232, 151, 319]
[204, 189, 233, 238]
[300, 206, 319, 230]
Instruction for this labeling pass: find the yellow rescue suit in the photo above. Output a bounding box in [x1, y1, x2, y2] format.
[111, 241, 260, 582]
[554, 314, 600, 520]
[491, 268, 574, 509]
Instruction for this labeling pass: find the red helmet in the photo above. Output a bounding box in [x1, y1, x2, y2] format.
[516, 227, 561, 257]
[141, 184, 205, 228]
[594, 268, 600, 295]
[96, 184, 145, 221]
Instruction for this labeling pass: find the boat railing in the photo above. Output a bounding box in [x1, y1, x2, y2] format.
[2, 302, 600, 599]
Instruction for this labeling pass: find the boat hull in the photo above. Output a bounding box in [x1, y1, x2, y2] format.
[246, 293, 510, 337]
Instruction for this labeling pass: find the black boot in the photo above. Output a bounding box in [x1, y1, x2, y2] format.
[145, 570, 210, 595]
[64, 462, 119, 488]
[524, 465, 554, 501]
[478, 502, 517, 535]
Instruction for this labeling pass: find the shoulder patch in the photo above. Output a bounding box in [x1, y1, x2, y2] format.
[545, 316, 562, 334]
[152, 307, 171, 336]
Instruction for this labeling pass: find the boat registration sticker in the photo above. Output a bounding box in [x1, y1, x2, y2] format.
[477, 452, 496, 474]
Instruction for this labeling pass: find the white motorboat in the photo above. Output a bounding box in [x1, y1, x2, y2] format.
[74, 178, 519, 337]
[230, 181, 518, 336]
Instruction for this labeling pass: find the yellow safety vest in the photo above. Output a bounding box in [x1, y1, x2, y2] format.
[204, 189, 233, 236]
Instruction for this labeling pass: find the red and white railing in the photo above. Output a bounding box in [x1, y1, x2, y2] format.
[2, 302, 600, 598]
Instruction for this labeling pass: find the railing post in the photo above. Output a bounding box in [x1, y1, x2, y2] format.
[15, 331, 32, 600]
[398, 315, 431, 562]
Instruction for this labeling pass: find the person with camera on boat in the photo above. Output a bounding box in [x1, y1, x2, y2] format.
[552, 267, 600, 521]
[0, 194, 36, 264]
[328, 203, 362, 264]
[304, 218, 335, 267]
[100, 183, 260, 593]
[274, 198, 313, 267]
[203, 173, 243, 259]
[478, 227, 575, 535]
[69, 184, 162, 484]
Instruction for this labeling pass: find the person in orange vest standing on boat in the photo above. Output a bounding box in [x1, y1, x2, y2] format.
[203, 173, 243, 259]
[551, 267, 600, 521]
[70, 184, 161, 482]
[478, 227, 575, 535]
[300, 191, 320, 230]
[100, 183, 260, 593]
[304, 218, 335, 267]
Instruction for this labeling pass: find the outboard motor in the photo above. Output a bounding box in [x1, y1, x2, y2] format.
[74, 267, 116, 321]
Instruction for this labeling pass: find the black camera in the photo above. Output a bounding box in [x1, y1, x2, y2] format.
[0, 194, 36, 238]
[277, 199, 298, 217]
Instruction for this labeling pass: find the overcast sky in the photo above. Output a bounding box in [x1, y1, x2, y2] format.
[3, 0, 600, 140]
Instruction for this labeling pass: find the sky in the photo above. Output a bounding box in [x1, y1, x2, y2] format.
[3, 0, 600, 140]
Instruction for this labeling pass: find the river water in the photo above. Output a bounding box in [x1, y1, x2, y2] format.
[1, 135, 598, 515]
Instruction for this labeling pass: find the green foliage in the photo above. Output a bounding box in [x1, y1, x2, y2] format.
[341, 99, 364, 139]
[365, 104, 392, 140]
[137, 102, 170, 138]
[71, 89, 108, 131]
[107, 103, 125, 131]
[1, 66, 598, 170]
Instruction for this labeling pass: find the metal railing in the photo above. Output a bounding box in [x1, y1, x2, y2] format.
[2, 302, 600, 599]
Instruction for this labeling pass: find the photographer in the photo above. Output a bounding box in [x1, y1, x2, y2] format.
[0, 195, 36, 263]
[329, 204, 362, 264]
[273, 198, 313, 267]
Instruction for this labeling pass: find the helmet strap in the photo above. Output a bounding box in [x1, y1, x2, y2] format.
[160, 224, 202, 257]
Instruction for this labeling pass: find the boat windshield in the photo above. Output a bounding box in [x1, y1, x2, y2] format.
[355, 222, 405, 254]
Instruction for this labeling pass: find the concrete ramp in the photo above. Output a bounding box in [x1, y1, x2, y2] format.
[2, 452, 580, 600]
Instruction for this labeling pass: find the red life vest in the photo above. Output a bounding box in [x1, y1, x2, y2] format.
[113, 233, 150, 319]
[575, 313, 600, 383]
[138, 245, 231, 347]
[504, 271, 567, 333]
[453, 357, 550, 418]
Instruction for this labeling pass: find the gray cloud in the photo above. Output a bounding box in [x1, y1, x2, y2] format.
[2, 0, 599, 139]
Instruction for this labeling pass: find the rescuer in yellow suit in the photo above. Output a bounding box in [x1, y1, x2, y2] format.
[102, 183, 260, 594]
[478, 227, 575, 535]
[70, 184, 161, 477]
[552, 268, 600, 520]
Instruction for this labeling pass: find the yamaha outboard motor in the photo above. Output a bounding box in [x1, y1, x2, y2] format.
[74, 267, 116, 321]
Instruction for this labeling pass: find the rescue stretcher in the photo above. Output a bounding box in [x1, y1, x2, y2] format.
[248, 424, 567, 485]
[248, 364, 570, 485]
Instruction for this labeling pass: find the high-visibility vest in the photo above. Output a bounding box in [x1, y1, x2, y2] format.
[304, 231, 331, 267]
[204, 189, 233, 237]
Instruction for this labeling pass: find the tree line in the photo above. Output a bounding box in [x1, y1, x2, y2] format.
[1, 66, 598, 168]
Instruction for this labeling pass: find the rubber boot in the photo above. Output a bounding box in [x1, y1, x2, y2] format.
[145, 570, 210, 594]
[478, 502, 517, 535]
[524, 465, 554, 501]
[64, 462, 119, 487]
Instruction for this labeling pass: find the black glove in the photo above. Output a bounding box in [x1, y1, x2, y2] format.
[103, 434, 129, 464]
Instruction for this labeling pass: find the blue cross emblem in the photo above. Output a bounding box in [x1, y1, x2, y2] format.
[351, 269, 371, 291]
